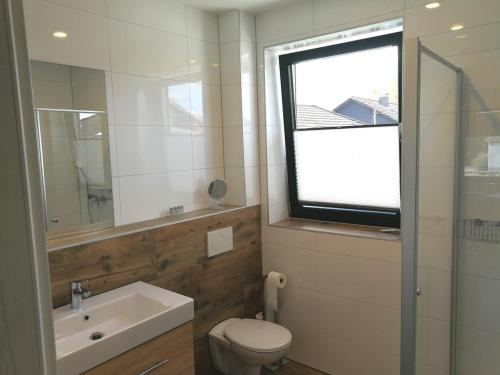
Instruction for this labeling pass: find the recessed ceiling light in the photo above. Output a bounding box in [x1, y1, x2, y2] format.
[53, 31, 67, 38]
[189, 59, 197, 64]
[425, 2, 440, 9]
[456, 34, 468, 39]
[450, 24, 464, 31]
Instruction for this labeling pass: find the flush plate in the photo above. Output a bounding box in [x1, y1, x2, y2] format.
[207, 227, 233, 257]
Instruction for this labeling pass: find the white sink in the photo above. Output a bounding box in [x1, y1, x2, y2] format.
[53, 281, 194, 375]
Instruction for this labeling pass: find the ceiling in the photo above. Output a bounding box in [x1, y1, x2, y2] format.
[179, 0, 303, 14]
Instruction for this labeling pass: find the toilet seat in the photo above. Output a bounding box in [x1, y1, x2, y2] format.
[223, 319, 292, 353]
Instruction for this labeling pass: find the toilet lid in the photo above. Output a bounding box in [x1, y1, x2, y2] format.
[223, 319, 292, 353]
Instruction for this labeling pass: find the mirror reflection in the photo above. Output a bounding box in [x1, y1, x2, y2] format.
[31, 60, 113, 235]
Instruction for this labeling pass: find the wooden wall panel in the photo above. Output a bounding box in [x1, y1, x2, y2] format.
[48, 206, 262, 375]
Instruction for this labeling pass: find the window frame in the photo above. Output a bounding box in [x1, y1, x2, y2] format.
[279, 31, 403, 228]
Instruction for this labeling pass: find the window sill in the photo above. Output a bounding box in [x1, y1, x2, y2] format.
[271, 217, 400, 242]
[46, 205, 245, 252]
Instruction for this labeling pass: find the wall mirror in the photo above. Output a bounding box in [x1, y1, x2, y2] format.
[30, 60, 114, 236]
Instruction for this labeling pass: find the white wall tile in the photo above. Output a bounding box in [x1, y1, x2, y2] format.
[318, 292, 400, 354]
[109, 19, 188, 80]
[189, 83, 222, 127]
[455, 326, 500, 375]
[239, 12, 256, 43]
[107, 125, 118, 177]
[243, 126, 259, 167]
[418, 166, 455, 220]
[119, 171, 194, 224]
[317, 252, 401, 309]
[314, 0, 403, 32]
[223, 126, 244, 168]
[192, 127, 224, 169]
[115, 126, 193, 175]
[24, 0, 110, 70]
[278, 287, 318, 368]
[420, 22, 500, 59]
[186, 7, 219, 43]
[262, 225, 316, 249]
[416, 316, 450, 371]
[419, 112, 457, 167]
[405, 0, 500, 38]
[240, 42, 256, 85]
[224, 167, 246, 206]
[317, 333, 399, 375]
[221, 84, 243, 127]
[106, 0, 186, 35]
[218, 10, 240, 44]
[256, 0, 314, 44]
[317, 233, 401, 263]
[188, 38, 221, 85]
[242, 83, 258, 127]
[244, 166, 260, 206]
[262, 243, 317, 290]
[112, 73, 191, 126]
[220, 41, 241, 85]
[45, 0, 107, 15]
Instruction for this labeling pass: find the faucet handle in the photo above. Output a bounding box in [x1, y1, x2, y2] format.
[70, 280, 91, 298]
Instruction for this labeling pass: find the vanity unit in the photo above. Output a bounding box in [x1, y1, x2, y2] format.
[53, 282, 194, 375]
[83, 322, 194, 375]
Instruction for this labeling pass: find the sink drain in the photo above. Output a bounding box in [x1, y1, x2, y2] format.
[89, 332, 105, 341]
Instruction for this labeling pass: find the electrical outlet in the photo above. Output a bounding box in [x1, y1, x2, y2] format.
[207, 227, 233, 257]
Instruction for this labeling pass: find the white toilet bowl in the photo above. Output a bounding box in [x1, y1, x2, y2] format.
[209, 318, 292, 375]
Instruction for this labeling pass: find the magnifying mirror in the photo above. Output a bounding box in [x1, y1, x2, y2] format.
[208, 179, 227, 209]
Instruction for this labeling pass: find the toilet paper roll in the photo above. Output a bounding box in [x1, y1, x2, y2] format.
[264, 271, 287, 321]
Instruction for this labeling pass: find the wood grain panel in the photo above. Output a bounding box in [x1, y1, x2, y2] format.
[49, 206, 262, 375]
[83, 322, 194, 375]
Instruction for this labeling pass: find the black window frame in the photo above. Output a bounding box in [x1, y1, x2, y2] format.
[279, 31, 403, 228]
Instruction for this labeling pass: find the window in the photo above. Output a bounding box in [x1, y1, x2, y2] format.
[279, 32, 402, 228]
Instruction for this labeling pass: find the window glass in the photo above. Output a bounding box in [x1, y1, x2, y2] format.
[294, 45, 399, 128]
[280, 32, 402, 227]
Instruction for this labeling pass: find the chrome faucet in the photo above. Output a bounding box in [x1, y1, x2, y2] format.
[70, 281, 91, 310]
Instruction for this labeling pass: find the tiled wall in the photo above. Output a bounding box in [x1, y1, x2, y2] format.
[262, 226, 401, 374]
[23, 0, 225, 225]
[256, 0, 500, 374]
[218, 10, 261, 207]
[48, 206, 262, 375]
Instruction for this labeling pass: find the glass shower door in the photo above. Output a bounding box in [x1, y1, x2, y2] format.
[415, 45, 462, 375]
[401, 38, 462, 375]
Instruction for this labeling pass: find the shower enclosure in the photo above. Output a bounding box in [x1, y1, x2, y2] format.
[402, 36, 500, 374]
[401, 38, 462, 375]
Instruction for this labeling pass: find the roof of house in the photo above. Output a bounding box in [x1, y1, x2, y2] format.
[335, 96, 399, 123]
[296, 104, 363, 129]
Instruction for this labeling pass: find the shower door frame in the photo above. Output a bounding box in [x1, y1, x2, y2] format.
[400, 37, 463, 375]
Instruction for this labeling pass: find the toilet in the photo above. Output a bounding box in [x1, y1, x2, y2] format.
[209, 318, 292, 375]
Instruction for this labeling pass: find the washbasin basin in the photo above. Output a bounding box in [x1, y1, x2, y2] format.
[53, 281, 194, 375]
